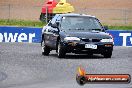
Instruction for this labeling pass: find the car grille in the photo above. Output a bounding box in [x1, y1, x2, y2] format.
[81, 38, 100, 42]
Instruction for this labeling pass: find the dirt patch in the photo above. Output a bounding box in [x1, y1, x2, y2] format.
[0, 0, 132, 24]
[71, 0, 132, 9]
[1, 0, 132, 9]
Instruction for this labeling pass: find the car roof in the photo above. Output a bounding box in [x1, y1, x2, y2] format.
[56, 13, 96, 18]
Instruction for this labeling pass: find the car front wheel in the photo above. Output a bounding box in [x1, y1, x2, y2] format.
[57, 42, 66, 58]
[103, 50, 112, 58]
[42, 41, 50, 56]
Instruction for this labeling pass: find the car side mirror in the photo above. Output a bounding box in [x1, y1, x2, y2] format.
[51, 22, 59, 28]
[48, 22, 52, 26]
[104, 26, 108, 30]
[52, 29, 59, 34]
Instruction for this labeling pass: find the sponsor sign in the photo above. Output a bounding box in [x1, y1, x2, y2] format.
[107, 30, 132, 46]
[0, 26, 132, 46]
[0, 26, 41, 43]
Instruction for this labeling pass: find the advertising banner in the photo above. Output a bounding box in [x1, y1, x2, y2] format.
[0, 26, 41, 43]
[0, 26, 132, 46]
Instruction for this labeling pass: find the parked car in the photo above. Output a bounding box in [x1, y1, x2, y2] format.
[41, 13, 114, 58]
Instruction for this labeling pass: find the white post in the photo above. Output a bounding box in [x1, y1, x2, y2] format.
[46, 6, 48, 23]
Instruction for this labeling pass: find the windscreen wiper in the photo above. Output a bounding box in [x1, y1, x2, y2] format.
[69, 28, 84, 30]
[91, 29, 101, 32]
[92, 29, 101, 31]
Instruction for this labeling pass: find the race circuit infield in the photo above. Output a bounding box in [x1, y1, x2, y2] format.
[0, 43, 132, 88]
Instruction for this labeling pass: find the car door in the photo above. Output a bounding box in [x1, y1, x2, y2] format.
[48, 27, 59, 49]
[45, 15, 59, 49]
[46, 15, 60, 49]
[44, 16, 58, 47]
[44, 25, 52, 47]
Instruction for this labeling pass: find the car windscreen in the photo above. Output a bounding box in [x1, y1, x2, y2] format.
[60, 16, 103, 32]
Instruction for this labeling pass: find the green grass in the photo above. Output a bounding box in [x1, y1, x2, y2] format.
[108, 25, 132, 30]
[0, 19, 132, 30]
[0, 19, 46, 28]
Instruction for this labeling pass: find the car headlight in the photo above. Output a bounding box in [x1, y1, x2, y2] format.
[100, 39, 113, 42]
[64, 37, 80, 41]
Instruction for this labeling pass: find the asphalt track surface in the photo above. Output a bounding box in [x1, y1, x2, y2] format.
[0, 43, 132, 88]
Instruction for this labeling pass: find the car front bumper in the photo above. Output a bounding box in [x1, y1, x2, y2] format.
[60, 41, 113, 54]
